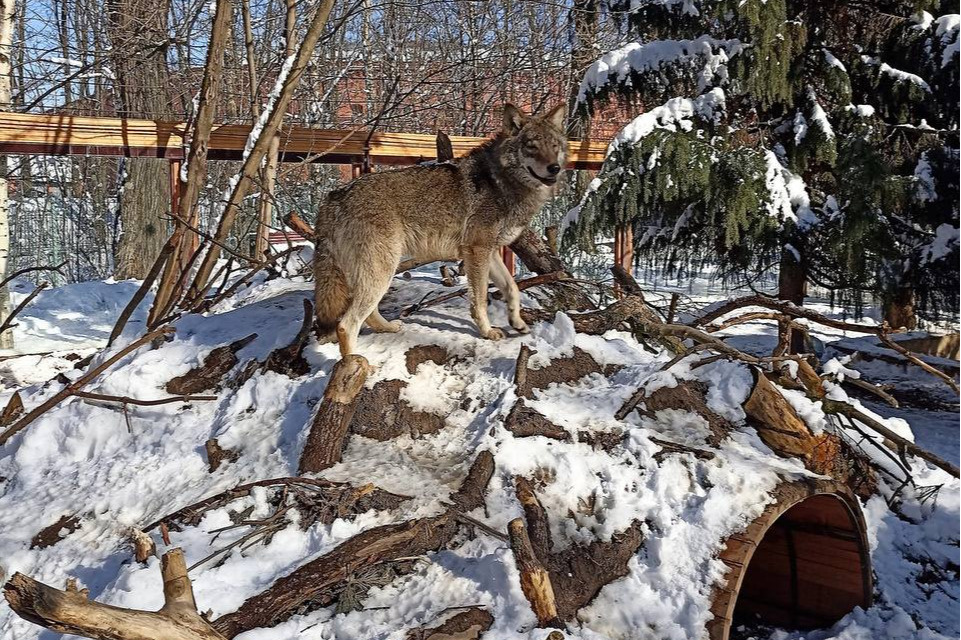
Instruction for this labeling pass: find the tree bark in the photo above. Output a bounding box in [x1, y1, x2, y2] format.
[108, 0, 175, 279]
[0, 0, 15, 349]
[883, 286, 917, 330]
[4, 549, 227, 640]
[777, 245, 807, 354]
[299, 354, 372, 473]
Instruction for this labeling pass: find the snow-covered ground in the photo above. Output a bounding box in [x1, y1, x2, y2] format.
[0, 267, 957, 640]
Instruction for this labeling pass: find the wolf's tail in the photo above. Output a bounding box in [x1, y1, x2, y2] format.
[313, 232, 351, 338]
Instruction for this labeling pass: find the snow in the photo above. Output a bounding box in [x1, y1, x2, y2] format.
[861, 55, 932, 92]
[919, 223, 960, 265]
[807, 88, 835, 139]
[764, 151, 817, 229]
[914, 153, 937, 203]
[822, 48, 847, 71]
[0, 271, 956, 640]
[847, 104, 876, 117]
[577, 36, 743, 103]
[611, 88, 726, 150]
[935, 14, 961, 68]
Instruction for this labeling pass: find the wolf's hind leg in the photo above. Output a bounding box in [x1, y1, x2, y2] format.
[337, 252, 400, 355]
[366, 308, 402, 333]
[463, 247, 502, 341]
[490, 250, 528, 334]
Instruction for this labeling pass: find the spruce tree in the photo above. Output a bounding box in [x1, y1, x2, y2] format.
[568, 0, 960, 329]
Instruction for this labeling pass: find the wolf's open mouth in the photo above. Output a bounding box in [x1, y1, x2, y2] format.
[527, 166, 557, 186]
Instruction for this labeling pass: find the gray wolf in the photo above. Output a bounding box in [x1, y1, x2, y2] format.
[313, 103, 568, 356]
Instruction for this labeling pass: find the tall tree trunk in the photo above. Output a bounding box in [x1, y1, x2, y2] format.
[883, 287, 917, 330]
[778, 245, 807, 354]
[109, 0, 174, 279]
[0, 0, 16, 349]
[565, 0, 598, 200]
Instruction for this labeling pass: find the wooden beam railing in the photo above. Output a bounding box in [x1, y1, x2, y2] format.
[0, 112, 608, 169]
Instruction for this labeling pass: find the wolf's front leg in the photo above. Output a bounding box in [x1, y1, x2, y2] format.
[489, 250, 528, 334]
[463, 246, 503, 340]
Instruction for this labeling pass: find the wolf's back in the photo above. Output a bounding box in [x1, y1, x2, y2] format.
[313, 207, 351, 334]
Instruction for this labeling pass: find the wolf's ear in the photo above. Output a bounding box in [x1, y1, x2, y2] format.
[545, 103, 566, 130]
[503, 103, 527, 135]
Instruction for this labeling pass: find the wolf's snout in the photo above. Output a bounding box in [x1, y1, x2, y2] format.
[547, 163, 560, 175]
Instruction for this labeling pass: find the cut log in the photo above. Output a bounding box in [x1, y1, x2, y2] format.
[514, 477, 552, 560]
[405, 344, 451, 374]
[0, 391, 23, 427]
[449, 450, 495, 512]
[504, 401, 570, 441]
[617, 380, 731, 445]
[211, 513, 459, 638]
[4, 549, 227, 640]
[516, 346, 620, 399]
[406, 607, 493, 640]
[511, 480, 644, 621]
[508, 518, 561, 628]
[204, 438, 239, 472]
[743, 370, 817, 460]
[299, 354, 372, 472]
[166, 334, 257, 395]
[348, 379, 446, 441]
[30, 514, 81, 550]
[261, 299, 312, 377]
[282, 212, 314, 239]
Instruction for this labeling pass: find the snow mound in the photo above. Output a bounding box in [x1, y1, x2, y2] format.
[0, 272, 957, 640]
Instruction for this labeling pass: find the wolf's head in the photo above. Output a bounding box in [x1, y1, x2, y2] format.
[500, 103, 568, 188]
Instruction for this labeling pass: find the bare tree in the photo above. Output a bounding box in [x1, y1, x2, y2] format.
[108, 0, 176, 278]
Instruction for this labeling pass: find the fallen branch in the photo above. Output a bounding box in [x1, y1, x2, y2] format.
[165, 334, 257, 395]
[261, 299, 313, 377]
[0, 326, 174, 447]
[74, 391, 218, 406]
[823, 398, 959, 478]
[0, 282, 49, 336]
[840, 377, 899, 408]
[145, 476, 408, 533]
[211, 513, 459, 638]
[0, 261, 67, 291]
[4, 549, 227, 640]
[691, 295, 958, 395]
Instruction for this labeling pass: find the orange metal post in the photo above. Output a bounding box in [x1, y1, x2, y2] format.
[502, 246, 516, 276]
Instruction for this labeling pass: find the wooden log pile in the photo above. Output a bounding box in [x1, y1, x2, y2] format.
[4, 221, 957, 640]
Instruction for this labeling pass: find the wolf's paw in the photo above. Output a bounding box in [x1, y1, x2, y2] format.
[380, 319, 403, 333]
[511, 319, 530, 334]
[483, 327, 505, 341]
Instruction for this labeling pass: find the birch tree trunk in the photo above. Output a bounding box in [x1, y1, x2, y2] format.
[0, 0, 15, 349]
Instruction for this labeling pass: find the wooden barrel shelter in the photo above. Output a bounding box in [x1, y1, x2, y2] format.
[709, 479, 872, 639]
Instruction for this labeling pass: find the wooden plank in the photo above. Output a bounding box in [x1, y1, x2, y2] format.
[0, 112, 608, 168]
